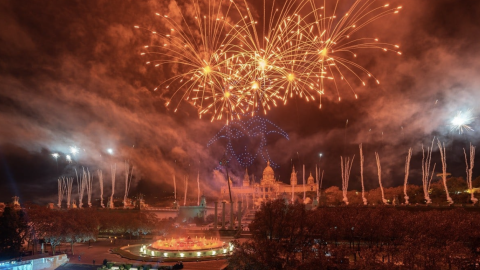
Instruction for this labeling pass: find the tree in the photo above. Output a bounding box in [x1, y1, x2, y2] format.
[62, 209, 98, 255]
[472, 176, 480, 189]
[43, 211, 63, 255]
[26, 205, 65, 255]
[0, 207, 29, 259]
[447, 177, 468, 193]
[229, 200, 317, 269]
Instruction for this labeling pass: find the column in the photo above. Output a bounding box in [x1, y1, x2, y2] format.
[221, 201, 226, 230]
[214, 202, 218, 230]
[237, 201, 242, 231]
[229, 202, 234, 229]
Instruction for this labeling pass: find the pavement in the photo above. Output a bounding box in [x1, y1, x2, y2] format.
[37, 239, 228, 270]
[56, 260, 229, 270]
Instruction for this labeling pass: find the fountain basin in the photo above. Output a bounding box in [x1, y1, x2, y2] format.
[150, 237, 224, 251]
[117, 237, 233, 261]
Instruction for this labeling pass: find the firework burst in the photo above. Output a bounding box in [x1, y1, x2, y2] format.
[301, 0, 403, 106]
[136, 0, 402, 122]
[451, 110, 475, 134]
[136, 0, 255, 123]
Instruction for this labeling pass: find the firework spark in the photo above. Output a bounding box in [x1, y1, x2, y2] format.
[70, 146, 79, 155]
[136, 0, 401, 122]
[451, 110, 475, 134]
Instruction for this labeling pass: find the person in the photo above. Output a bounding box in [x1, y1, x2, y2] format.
[93, 259, 95, 265]
[78, 255, 81, 261]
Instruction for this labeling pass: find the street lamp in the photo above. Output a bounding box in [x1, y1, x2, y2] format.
[219, 156, 233, 203]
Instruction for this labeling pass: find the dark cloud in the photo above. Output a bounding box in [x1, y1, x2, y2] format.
[1, 0, 480, 204]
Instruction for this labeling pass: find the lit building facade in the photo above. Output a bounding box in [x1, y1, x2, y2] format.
[220, 161, 318, 207]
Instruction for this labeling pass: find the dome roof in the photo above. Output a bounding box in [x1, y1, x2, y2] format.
[307, 172, 314, 184]
[263, 161, 274, 176]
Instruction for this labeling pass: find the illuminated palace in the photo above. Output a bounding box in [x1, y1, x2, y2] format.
[220, 161, 319, 207]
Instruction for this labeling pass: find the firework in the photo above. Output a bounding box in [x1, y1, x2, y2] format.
[437, 139, 453, 205]
[341, 155, 355, 205]
[421, 139, 435, 205]
[137, 0, 256, 122]
[123, 162, 133, 209]
[98, 170, 105, 208]
[136, 0, 401, 122]
[359, 144, 367, 205]
[58, 177, 65, 208]
[464, 144, 477, 204]
[70, 146, 79, 155]
[375, 152, 387, 205]
[451, 110, 475, 134]
[403, 148, 412, 205]
[233, 0, 314, 113]
[301, 0, 402, 106]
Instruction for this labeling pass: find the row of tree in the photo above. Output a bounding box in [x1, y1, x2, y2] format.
[229, 199, 480, 269]
[0, 204, 159, 259]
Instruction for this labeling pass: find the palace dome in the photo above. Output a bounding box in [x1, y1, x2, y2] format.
[263, 161, 274, 176]
[307, 172, 314, 185]
[261, 161, 275, 185]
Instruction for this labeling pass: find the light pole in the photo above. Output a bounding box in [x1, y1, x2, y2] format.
[220, 156, 233, 203]
[318, 153, 323, 196]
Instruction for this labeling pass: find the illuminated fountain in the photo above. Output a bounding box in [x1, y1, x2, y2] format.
[150, 236, 224, 251]
[121, 236, 233, 260]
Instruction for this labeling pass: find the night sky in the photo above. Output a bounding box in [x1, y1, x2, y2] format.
[1, 0, 480, 204]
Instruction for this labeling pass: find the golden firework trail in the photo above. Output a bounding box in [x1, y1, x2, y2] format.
[300, 0, 402, 107]
[135, 0, 402, 122]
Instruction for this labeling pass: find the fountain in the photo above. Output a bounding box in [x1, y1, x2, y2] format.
[150, 236, 224, 251]
[119, 236, 233, 261]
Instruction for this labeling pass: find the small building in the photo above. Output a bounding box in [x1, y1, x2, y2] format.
[178, 196, 208, 222]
